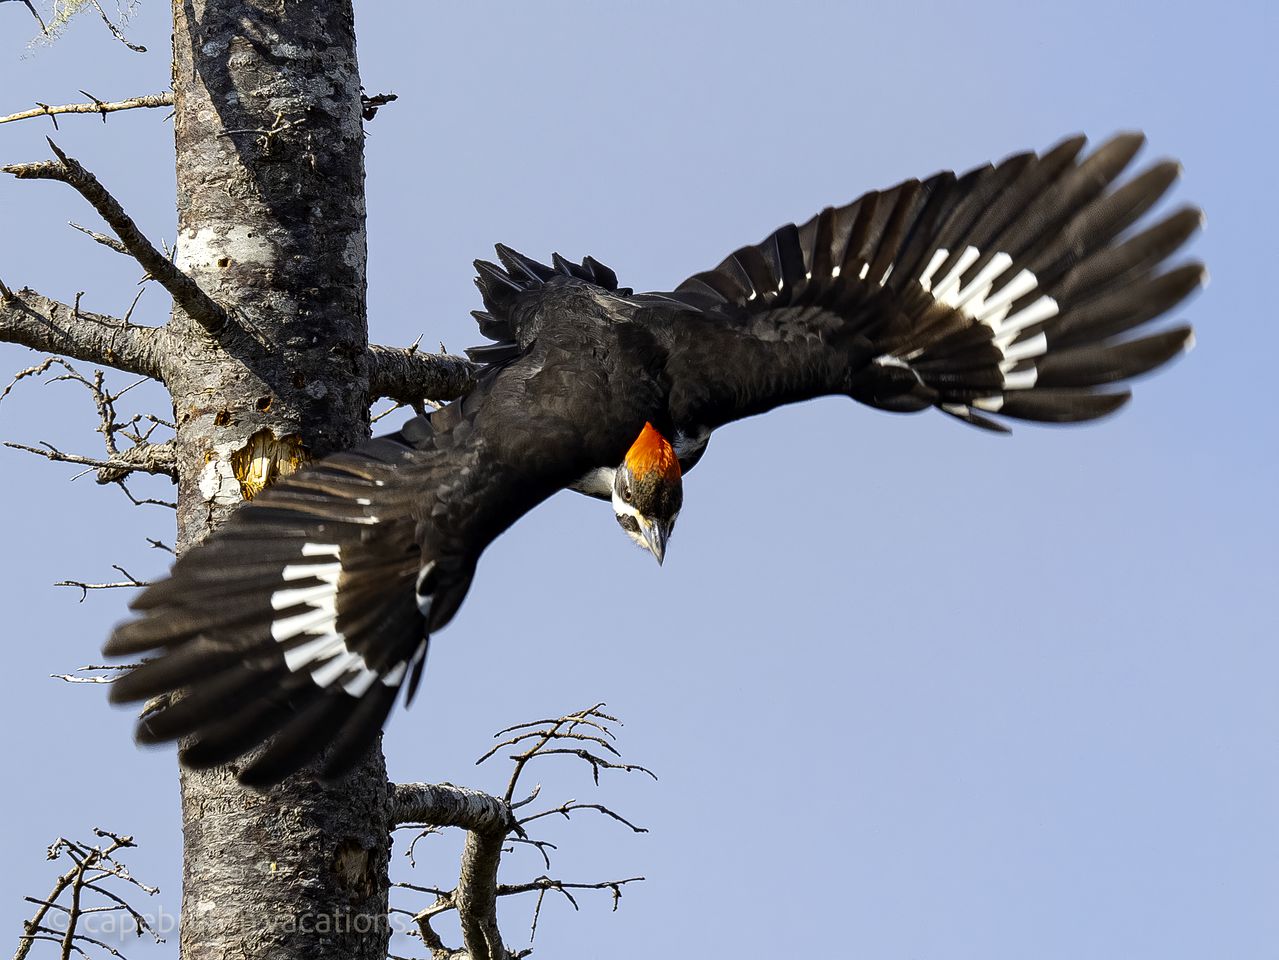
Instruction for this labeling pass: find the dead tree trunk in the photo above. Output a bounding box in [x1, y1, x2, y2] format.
[166, 3, 390, 959]
[4, 6, 650, 958]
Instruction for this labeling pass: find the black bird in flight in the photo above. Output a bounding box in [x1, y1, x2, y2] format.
[105, 133, 1204, 786]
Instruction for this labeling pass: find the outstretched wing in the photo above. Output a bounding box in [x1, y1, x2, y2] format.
[102, 326, 631, 788]
[103, 404, 521, 788]
[657, 133, 1203, 435]
[103, 435, 438, 786]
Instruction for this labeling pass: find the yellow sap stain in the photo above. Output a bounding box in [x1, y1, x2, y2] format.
[230, 427, 309, 500]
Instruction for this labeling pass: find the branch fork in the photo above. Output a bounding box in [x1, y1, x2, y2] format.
[391, 705, 651, 960]
[3, 140, 230, 338]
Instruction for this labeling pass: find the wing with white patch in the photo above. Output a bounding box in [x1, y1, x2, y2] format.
[104, 434, 456, 787]
[660, 133, 1202, 433]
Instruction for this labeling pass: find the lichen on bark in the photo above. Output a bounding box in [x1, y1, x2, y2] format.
[166, 4, 393, 959]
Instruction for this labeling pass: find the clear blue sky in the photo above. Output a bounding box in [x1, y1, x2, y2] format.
[2, 2, 1275, 957]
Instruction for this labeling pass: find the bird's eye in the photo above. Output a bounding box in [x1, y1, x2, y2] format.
[622, 486, 633, 503]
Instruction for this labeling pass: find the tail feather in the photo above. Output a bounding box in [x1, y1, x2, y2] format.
[105, 431, 450, 786]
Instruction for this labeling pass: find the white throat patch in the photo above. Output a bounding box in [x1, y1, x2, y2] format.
[611, 490, 650, 550]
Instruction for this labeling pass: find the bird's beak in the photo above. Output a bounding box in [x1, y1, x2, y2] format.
[641, 519, 670, 566]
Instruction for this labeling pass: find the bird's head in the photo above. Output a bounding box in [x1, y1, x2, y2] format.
[612, 422, 682, 565]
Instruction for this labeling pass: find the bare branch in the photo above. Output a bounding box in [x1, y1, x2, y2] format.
[455, 828, 508, 960]
[397, 705, 651, 959]
[0, 93, 172, 127]
[390, 783, 514, 832]
[518, 801, 647, 834]
[13, 830, 160, 960]
[392, 881, 451, 899]
[407, 874, 641, 959]
[85, 0, 145, 52]
[476, 728, 620, 765]
[503, 836, 555, 871]
[55, 566, 150, 602]
[518, 748, 657, 787]
[399, 824, 443, 870]
[55, 580, 143, 600]
[95, 441, 177, 483]
[488, 703, 643, 803]
[1, 0, 46, 34]
[3, 142, 230, 338]
[493, 704, 617, 739]
[51, 664, 141, 684]
[497, 875, 643, 905]
[369, 399, 407, 425]
[67, 223, 129, 256]
[0, 288, 170, 381]
[4, 439, 176, 482]
[115, 480, 175, 510]
[414, 902, 471, 960]
[367, 343, 478, 405]
[1, 355, 177, 492]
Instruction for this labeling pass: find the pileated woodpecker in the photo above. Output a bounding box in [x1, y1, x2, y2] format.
[105, 133, 1203, 786]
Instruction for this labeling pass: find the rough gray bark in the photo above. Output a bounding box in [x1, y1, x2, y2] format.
[2, 8, 636, 960]
[368, 344, 478, 404]
[0, 287, 172, 379]
[165, 4, 390, 960]
[392, 783, 517, 960]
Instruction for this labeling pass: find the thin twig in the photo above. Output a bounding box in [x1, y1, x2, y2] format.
[397, 705, 652, 959]
[3, 142, 229, 337]
[3, 440, 176, 482]
[476, 728, 620, 765]
[2, 0, 46, 34]
[51, 664, 142, 684]
[13, 829, 160, 960]
[54, 566, 149, 602]
[68, 222, 129, 256]
[515, 748, 657, 787]
[115, 480, 175, 510]
[0, 93, 171, 126]
[0, 356, 66, 405]
[518, 801, 647, 834]
[503, 836, 556, 871]
[86, 0, 145, 52]
[1, 356, 177, 489]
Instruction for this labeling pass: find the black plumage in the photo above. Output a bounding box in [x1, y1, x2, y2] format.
[105, 133, 1203, 785]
